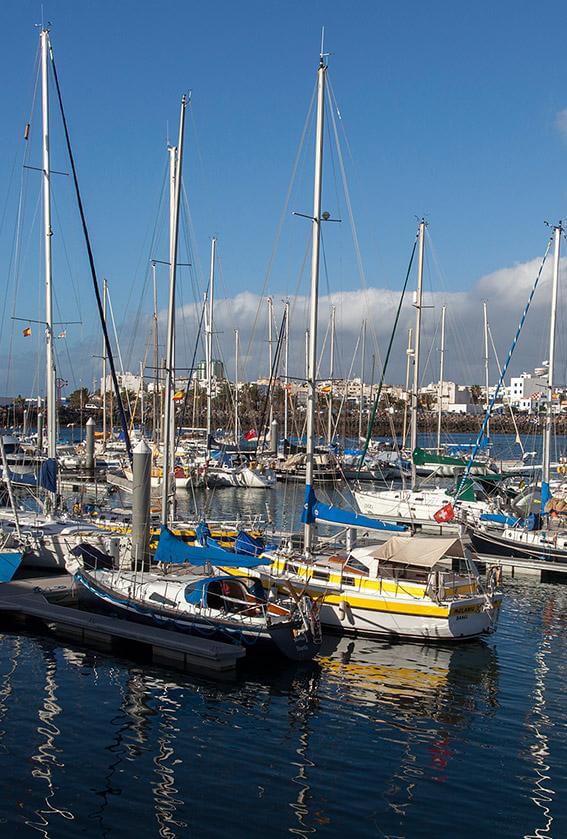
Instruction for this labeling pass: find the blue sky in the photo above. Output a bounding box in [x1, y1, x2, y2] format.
[1, 0, 567, 394]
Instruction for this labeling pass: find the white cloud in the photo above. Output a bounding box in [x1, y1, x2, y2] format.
[2, 253, 564, 395]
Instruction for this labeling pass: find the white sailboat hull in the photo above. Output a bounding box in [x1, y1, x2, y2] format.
[317, 597, 500, 640]
[354, 488, 487, 533]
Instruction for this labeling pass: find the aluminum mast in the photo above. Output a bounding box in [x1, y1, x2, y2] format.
[41, 29, 57, 465]
[541, 222, 562, 513]
[410, 220, 426, 490]
[161, 95, 186, 524]
[303, 55, 326, 557]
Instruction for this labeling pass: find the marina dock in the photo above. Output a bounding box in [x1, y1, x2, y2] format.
[0, 574, 245, 675]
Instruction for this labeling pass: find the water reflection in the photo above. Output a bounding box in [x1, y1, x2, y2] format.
[523, 596, 556, 839]
[27, 648, 75, 836]
[318, 636, 499, 824]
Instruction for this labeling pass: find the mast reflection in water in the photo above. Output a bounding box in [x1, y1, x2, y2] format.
[0, 580, 565, 837]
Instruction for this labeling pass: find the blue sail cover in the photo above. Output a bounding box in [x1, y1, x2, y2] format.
[480, 512, 537, 531]
[154, 526, 270, 568]
[301, 485, 406, 532]
[39, 458, 58, 493]
[235, 530, 265, 557]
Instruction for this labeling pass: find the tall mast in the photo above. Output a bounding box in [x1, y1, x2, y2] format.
[304, 54, 326, 557]
[167, 145, 178, 469]
[401, 327, 413, 449]
[267, 296, 274, 429]
[206, 237, 216, 452]
[410, 219, 426, 490]
[139, 360, 145, 432]
[327, 305, 335, 444]
[284, 300, 290, 440]
[358, 319, 366, 441]
[542, 222, 562, 513]
[161, 95, 186, 524]
[41, 29, 57, 464]
[102, 278, 107, 446]
[234, 329, 239, 445]
[436, 305, 446, 452]
[483, 301, 490, 442]
[152, 262, 159, 442]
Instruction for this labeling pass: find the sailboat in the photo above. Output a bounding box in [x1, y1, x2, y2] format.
[353, 223, 503, 532]
[0, 29, 122, 568]
[224, 49, 502, 641]
[67, 96, 321, 661]
[470, 222, 567, 562]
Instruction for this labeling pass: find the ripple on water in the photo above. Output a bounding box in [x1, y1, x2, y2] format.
[0, 579, 565, 837]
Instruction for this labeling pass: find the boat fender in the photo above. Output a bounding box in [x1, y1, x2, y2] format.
[339, 599, 353, 622]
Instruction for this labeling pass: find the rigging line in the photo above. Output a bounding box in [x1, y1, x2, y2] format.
[4, 188, 42, 395]
[50, 182, 82, 321]
[326, 79, 385, 376]
[49, 40, 132, 463]
[242, 80, 318, 371]
[487, 322, 525, 455]
[332, 331, 361, 440]
[357, 237, 418, 474]
[106, 288, 133, 420]
[175, 295, 207, 450]
[0, 46, 40, 246]
[458, 236, 552, 495]
[123, 160, 169, 367]
[254, 310, 287, 456]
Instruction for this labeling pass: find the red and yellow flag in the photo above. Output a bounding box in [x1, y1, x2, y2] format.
[23, 326, 31, 337]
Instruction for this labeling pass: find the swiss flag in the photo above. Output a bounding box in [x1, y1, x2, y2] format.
[433, 503, 455, 524]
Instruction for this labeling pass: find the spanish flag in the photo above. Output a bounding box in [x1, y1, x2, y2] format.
[23, 326, 31, 337]
[172, 390, 185, 402]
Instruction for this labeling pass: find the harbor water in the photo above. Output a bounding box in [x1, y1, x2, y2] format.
[0, 580, 565, 836]
[1, 430, 566, 836]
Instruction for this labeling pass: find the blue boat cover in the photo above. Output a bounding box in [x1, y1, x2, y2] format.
[155, 526, 270, 568]
[0, 550, 23, 582]
[195, 521, 211, 546]
[234, 530, 265, 557]
[480, 512, 537, 531]
[39, 458, 58, 493]
[301, 485, 406, 532]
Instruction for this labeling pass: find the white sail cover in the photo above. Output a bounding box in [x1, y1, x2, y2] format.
[351, 536, 464, 569]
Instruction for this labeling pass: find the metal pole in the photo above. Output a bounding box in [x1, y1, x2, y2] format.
[436, 305, 446, 452]
[401, 328, 413, 449]
[284, 300, 289, 440]
[304, 56, 326, 557]
[152, 262, 159, 442]
[40, 30, 57, 467]
[161, 95, 186, 525]
[168, 146, 177, 473]
[102, 278, 107, 446]
[139, 360, 145, 432]
[206, 238, 216, 452]
[358, 319, 366, 441]
[37, 411, 44, 454]
[327, 305, 335, 444]
[542, 222, 562, 512]
[131, 438, 151, 572]
[267, 296, 274, 428]
[410, 220, 425, 489]
[85, 416, 95, 475]
[483, 301, 490, 441]
[234, 329, 239, 445]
